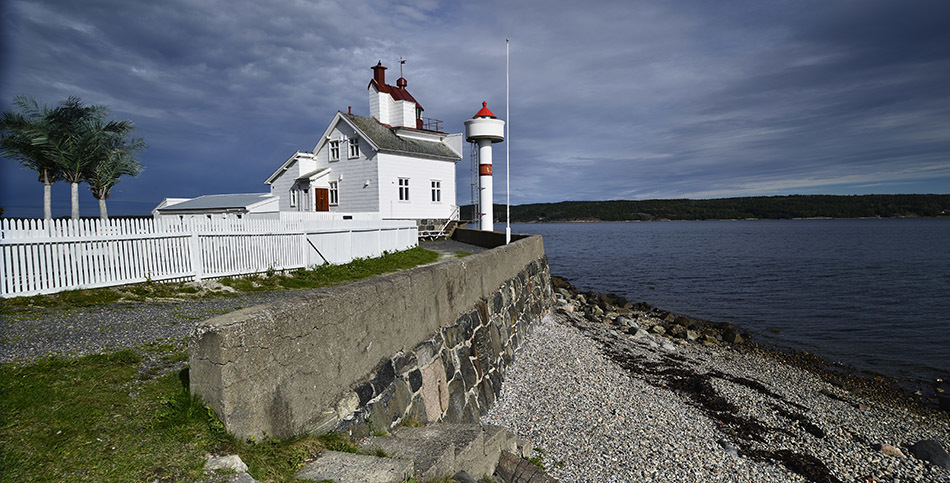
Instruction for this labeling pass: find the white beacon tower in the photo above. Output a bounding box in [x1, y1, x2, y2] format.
[464, 102, 505, 231]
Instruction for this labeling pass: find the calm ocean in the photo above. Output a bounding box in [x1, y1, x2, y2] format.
[511, 218, 950, 390]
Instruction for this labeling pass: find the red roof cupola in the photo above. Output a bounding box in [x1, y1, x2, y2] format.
[473, 101, 497, 119]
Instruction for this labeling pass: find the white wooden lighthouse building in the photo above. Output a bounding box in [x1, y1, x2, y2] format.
[264, 62, 463, 230]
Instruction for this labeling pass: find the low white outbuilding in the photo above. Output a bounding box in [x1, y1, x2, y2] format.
[152, 193, 279, 221]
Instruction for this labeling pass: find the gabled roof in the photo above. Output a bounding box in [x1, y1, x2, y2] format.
[341, 113, 461, 161]
[264, 151, 314, 185]
[156, 193, 276, 212]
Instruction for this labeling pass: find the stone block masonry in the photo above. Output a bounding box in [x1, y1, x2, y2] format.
[189, 233, 552, 440]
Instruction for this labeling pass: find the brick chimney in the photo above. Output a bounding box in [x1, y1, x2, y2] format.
[372, 61, 387, 86]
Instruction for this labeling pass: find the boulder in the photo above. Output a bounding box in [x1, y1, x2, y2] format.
[938, 394, 950, 412]
[205, 454, 249, 474]
[669, 324, 686, 339]
[909, 439, 950, 469]
[632, 328, 650, 339]
[873, 443, 905, 458]
[650, 325, 666, 336]
[722, 329, 744, 344]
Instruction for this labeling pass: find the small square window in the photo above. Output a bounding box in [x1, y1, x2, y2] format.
[348, 138, 360, 158]
[431, 180, 441, 203]
[398, 178, 410, 201]
[329, 140, 340, 161]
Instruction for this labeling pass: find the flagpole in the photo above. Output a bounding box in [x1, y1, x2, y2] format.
[505, 39, 511, 245]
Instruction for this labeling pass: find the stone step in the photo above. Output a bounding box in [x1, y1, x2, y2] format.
[295, 450, 413, 483]
[496, 451, 559, 483]
[359, 423, 530, 481]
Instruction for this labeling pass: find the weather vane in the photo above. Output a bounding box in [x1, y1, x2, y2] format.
[399, 57, 405, 77]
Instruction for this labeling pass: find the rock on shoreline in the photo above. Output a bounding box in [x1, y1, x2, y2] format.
[483, 280, 950, 482]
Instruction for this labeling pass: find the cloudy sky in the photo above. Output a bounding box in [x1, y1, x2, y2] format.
[1, 0, 948, 217]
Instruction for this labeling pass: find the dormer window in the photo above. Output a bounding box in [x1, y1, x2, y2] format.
[329, 140, 340, 161]
[348, 138, 360, 158]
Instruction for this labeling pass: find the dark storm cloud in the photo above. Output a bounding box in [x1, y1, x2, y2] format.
[1, 0, 948, 216]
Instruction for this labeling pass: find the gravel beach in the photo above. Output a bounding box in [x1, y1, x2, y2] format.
[483, 307, 950, 482]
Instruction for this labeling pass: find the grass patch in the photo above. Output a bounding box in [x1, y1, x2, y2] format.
[219, 246, 439, 292]
[400, 416, 423, 428]
[454, 251, 471, 258]
[0, 347, 350, 482]
[1, 247, 439, 318]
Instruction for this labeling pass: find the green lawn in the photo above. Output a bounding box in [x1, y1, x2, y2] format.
[0, 347, 354, 482]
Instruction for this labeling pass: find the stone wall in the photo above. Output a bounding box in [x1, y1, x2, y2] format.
[189, 234, 552, 440]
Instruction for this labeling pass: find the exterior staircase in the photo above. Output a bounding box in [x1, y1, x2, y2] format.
[417, 206, 461, 240]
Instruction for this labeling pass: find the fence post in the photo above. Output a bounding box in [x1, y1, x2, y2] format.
[190, 232, 203, 281]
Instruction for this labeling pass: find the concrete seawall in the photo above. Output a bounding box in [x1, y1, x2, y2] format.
[189, 230, 552, 439]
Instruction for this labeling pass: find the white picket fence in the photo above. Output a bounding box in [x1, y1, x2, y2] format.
[0, 217, 417, 298]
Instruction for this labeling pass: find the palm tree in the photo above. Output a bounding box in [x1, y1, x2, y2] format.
[84, 118, 146, 220]
[36, 97, 107, 219]
[0, 96, 62, 220]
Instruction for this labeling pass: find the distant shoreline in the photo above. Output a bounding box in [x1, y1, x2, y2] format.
[511, 215, 949, 224]
[461, 193, 950, 224]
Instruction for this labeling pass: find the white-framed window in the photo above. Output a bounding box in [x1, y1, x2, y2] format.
[289, 188, 298, 207]
[329, 140, 340, 161]
[398, 178, 410, 201]
[329, 181, 339, 205]
[348, 137, 360, 158]
[431, 180, 441, 203]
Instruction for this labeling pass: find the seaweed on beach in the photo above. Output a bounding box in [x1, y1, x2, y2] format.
[743, 449, 841, 483]
[770, 403, 826, 439]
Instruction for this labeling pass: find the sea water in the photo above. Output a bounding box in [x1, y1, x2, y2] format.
[511, 218, 950, 389]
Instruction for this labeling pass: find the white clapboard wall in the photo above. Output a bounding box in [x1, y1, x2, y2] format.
[0, 217, 417, 298]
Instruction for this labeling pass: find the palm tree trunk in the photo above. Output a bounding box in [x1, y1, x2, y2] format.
[43, 180, 52, 220]
[70, 182, 79, 220]
[98, 197, 108, 220]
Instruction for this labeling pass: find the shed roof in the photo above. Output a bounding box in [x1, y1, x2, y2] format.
[157, 193, 275, 212]
[342, 113, 461, 161]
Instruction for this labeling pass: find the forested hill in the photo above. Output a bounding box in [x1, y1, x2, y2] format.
[462, 195, 950, 223]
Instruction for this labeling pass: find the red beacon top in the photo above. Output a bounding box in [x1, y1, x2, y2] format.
[473, 101, 497, 118]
